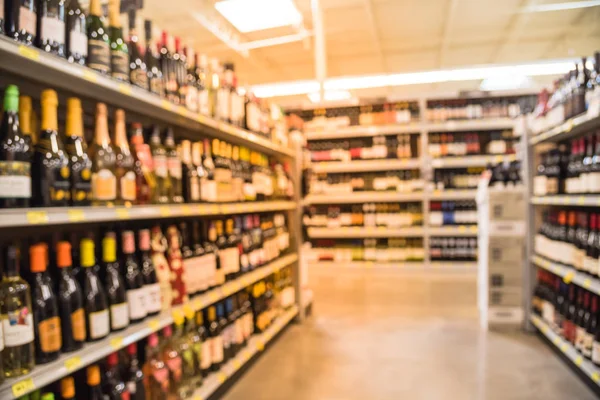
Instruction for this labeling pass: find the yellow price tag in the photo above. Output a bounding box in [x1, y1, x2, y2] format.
[218, 373, 227, 383]
[233, 359, 241, 370]
[365, 261, 374, 269]
[27, 211, 49, 224]
[82, 69, 99, 83]
[116, 208, 130, 219]
[566, 120, 574, 133]
[161, 100, 173, 110]
[577, 196, 585, 205]
[563, 271, 575, 284]
[65, 356, 82, 372]
[583, 279, 591, 289]
[209, 292, 219, 303]
[458, 226, 466, 233]
[19, 45, 39, 60]
[118, 83, 132, 95]
[553, 336, 560, 345]
[159, 206, 171, 217]
[592, 372, 600, 383]
[177, 106, 187, 116]
[110, 337, 123, 349]
[469, 226, 477, 233]
[68, 209, 86, 222]
[560, 343, 568, 352]
[12, 378, 35, 397]
[181, 205, 192, 216]
[222, 205, 231, 214]
[194, 298, 203, 311]
[148, 319, 161, 331]
[256, 340, 265, 351]
[210, 205, 220, 214]
[575, 356, 583, 366]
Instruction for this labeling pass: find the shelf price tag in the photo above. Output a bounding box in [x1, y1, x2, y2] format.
[563, 271, 575, 284]
[577, 197, 585, 206]
[209, 292, 219, 303]
[12, 378, 35, 397]
[67, 209, 86, 222]
[27, 211, 49, 224]
[553, 336, 560, 345]
[458, 226, 466, 233]
[118, 83, 132, 95]
[159, 206, 171, 217]
[560, 343, 568, 353]
[116, 208, 130, 220]
[575, 356, 583, 366]
[583, 279, 592, 289]
[82, 69, 99, 83]
[65, 356, 82, 372]
[181, 205, 192, 216]
[19, 45, 39, 61]
[233, 359, 241, 371]
[148, 319, 161, 331]
[592, 372, 600, 383]
[110, 337, 123, 350]
[256, 340, 265, 351]
[218, 372, 227, 383]
[161, 100, 173, 111]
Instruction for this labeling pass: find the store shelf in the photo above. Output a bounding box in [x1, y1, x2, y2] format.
[530, 196, 600, 207]
[0, 37, 293, 158]
[426, 118, 515, 132]
[311, 158, 420, 173]
[429, 226, 478, 236]
[305, 123, 421, 140]
[190, 305, 298, 400]
[307, 261, 477, 273]
[0, 201, 297, 228]
[431, 154, 517, 168]
[304, 191, 423, 204]
[530, 314, 600, 387]
[428, 189, 478, 200]
[529, 112, 600, 145]
[0, 252, 298, 399]
[531, 254, 600, 296]
[429, 261, 478, 270]
[307, 226, 424, 238]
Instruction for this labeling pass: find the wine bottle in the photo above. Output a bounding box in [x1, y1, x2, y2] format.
[217, 302, 230, 362]
[174, 37, 187, 107]
[89, 103, 117, 205]
[127, 8, 148, 90]
[173, 309, 194, 397]
[125, 343, 146, 400]
[161, 325, 184, 397]
[225, 218, 240, 280]
[164, 127, 183, 203]
[19, 95, 35, 148]
[160, 31, 177, 104]
[201, 138, 216, 202]
[37, 0, 66, 57]
[201, 220, 218, 291]
[108, 0, 128, 82]
[209, 58, 221, 118]
[80, 238, 109, 341]
[6, 0, 36, 45]
[122, 230, 146, 323]
[129, 123, 153, 204]
[64, 97, 92, 206]
[66, 0, 86, 65]
[103, 352, 126, 400]
[56, 241, 85, 352]
[0, 85, 32, 208]
[86, 0, 110, 74]
[197, 54, 210, 116]
[143, 333, 170, 399]
[138, 229, 161, 316]
[179, 222, 197, 296]
[0, 245, 35, 377]
[113, 109, 136, 205]
[61, 376, 75, 400]
[102, 232, 129, 331]
[222, 298, 234, 360]
[181, 140, 200, 203]
[231, 146, 243, 201]
[166, 225, 187, 305]
[184, 47, 199, 113]
[183, 305, 202, 387]
[149, 126, 169, 204]
[32, 89, 70, 207]
[206, 305, 223, 371]
[195, 309, 211, 377]
[215, 220, 227, 285]
[144, 20, 164, 98]
[87, 365, 104, 400]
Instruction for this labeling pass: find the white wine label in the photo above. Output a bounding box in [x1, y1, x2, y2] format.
[219, 247, 239, 275]
[19, 6, 36, 34]
[201, 339, 212, 369]
[593, 341, 600, 364]
[217, 89, 230, 121]
[0, 322, 3, 350]
[576, 326, 586, 350]
[212, 335, 224, 363]
[199, 90, 210, 116]
[92, 168, 117, 201]
[88, 309, 109, 339]
[111, 51, 129, 81]
[168, 157, 182, 179]
[110, 302, 130, 330]
[2, 311, 33, 347]
[583, 333, 594, 358]
[200, 179, 217, 202]
[190, 178, 200, 201]
[41, 17, 65, 44]
[186, 86, 199, 113]
[183, 257, 198, 294]
[153, 155, 168, 178]
[69, 30, 87, 56]
[234, 318, 244, 345]
[127, 381, 136, 395]
[127, 288, 147, 320]
[145, 283, 162, 314]
[0, 161, 31, 198]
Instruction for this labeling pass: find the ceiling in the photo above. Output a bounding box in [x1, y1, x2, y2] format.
[142, 0, 600, 104]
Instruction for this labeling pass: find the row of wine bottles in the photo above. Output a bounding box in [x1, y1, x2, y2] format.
[0, 0, 280, 137]
[7, 270, 295, 400]
[427, 130, 516, 158]
[0, 85, 294, 208]
[430, 237, 478, 262]
[308, 134, 419, 162]
[303, 203, 424, 228]
[429, 201, 477, 227]
[533, 269, 600, 365]
[0, 212, 291, 380]
[308, 238, 425, 263]
[307, 170, 423, 195]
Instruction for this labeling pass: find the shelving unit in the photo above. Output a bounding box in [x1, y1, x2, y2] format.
[304, 192, 423, 204]
[307, 261, 477, 272]
[431, 154, 516, 168]
[307, 226, 425, 238]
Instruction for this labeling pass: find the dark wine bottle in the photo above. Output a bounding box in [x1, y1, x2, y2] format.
[144, 19, 164, 97]
[66, 0, 86, 65]
[37, 0, 66, 57]
[206, 305, 223, 371]
[113, 109, 136, 205]
[32, 89, 71, 207]
[127, 8, 148, 90]
[56, 241, 86, 352]
[129, 123, 153, 204]
[0, 84, 32, 208]
[86, 0, 110, 74]
[126, 343, 146, 400]
[160, 31, 178, 104]
[102, 232, 129, 331]
[30, 243, 61, 364]
[108, 0, 128, 82]
[149, 125, 169, 204]
[181, 140, 200, 203]
[64, 97, 92, 206]
[87, 365, 104, 400]
[6, 0, 36, 45]
[195, 309, 211, 377]
[103, 352, 126, 400]
[164, 127, 183, 203]
[122, 230, 146, 323]
[80, 238, 110, 341]
[138, 229, 161, 316]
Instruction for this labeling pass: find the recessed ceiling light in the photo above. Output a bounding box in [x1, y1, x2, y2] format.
[215, 0, 303, 33]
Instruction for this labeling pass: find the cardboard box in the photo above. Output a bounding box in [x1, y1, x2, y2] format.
[487, 191, 526, 221]
[488, 267, 522, 288]
[487, 237, 525, 267]
[489, 286, 523, 307]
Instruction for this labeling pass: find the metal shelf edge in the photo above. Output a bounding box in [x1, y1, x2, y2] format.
[529, 112, 600, 146]
[304, 192, 423, 204]
[306, 227, 424, 238]
[530, 196, 600, 207]
[531, 254, 600, 296]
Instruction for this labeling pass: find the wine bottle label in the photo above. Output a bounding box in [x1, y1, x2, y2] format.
[198, 90, 210, 116]
[223, 325, 232, 348]
[165, 357, 183, 382]
[19, 6, 36, 35]
[211, 335, 224, 363]
[219, 247, 240, 275]
[88, 39, 110, 73]
[234, 318, 244, 345]
[0, 161, 31, 198]
[2, 309, 33, 347]
[153, 155, 168, 178]
[151, 368, 169, 390]
[110, 302, 130, 330]
[190, 177, 200, 201]
[576, 326, 586, 350]
[0, 322, 3, 351]
[88, 309, 109, 339]
[584, 333, 594, 358]
[167, 157, 182, 179]
[120, 171, 137, 201]
[111, 50, 129, 81]
[130, 69, 149, 89]
[127, 288, 147, 320]
[244, 313, 254, 339]
[39, 316, 62, 353]
[149, 77, 163, 96]
[200, 253, 217, 291]
[240, 253, 249, 272]
[71, 308, 86, 341]
[186, 86, 199, 113]
[589, 172, 600, 193]
[71, 166, 92, 204]
[145, 283, 162, 314]
[593, 341, 600, 364]
[92, 168, 117, 200]
[41, 17, 65, 45]
[127, 382, 136, 395]
[243, 182, 256, 201]
[200, 178, 217, 202]
[200, 339, 212, 369]
[183, 257, 197, 294]
[217, 89, 230, 120]
[69, 30, 88, 56]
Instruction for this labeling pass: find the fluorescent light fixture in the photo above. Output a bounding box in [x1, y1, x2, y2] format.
[522, 0, 600, 13]
[251, 59, 575, 98]
[308, 90, 352, 103]
[479, 74, 534, 91]
[215, 0, 303, 33]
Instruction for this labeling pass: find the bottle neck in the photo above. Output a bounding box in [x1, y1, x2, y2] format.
[90, 0, 102, 16]
[41, 102, 58, 132]
[95, 113, 110, 146]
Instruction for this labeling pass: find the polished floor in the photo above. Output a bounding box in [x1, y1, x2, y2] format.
[224, 267, 596, 399]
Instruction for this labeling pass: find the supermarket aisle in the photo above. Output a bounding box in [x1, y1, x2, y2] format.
[224, 305, 597, 400]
